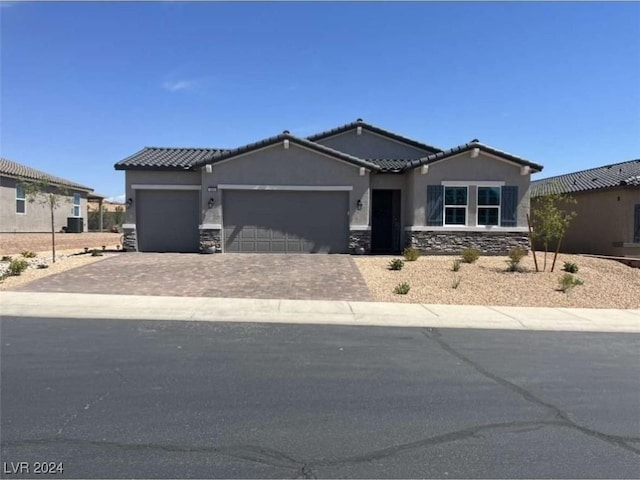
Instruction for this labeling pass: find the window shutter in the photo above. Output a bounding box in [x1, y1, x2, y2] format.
[634, 204, 640, 243]
[426, 185, 444, 226]
[500, 186, 518, 227]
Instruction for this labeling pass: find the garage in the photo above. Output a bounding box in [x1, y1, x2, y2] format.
[135, 189, 200, 252]
[223, 190, 349, 253]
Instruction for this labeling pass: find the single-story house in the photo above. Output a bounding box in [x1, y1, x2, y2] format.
[531, 159, 640, 258]
[114, 119, 544, 254]
[0, 157, 96, 233]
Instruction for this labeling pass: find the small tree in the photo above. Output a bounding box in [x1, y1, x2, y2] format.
[20, 178, 71, 263]
[531, 192, 577, 272]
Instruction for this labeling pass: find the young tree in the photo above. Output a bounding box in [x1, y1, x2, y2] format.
[20, 178, 71, 263]
[531, 191, 577, 272]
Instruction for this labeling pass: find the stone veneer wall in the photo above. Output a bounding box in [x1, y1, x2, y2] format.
[349, 230, 371, 254]
[406, 231, 530, 255]
[122, 227, 137, 252]
[199, 229, 222, 252]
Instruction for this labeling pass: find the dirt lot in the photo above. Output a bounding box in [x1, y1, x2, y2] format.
[0, 233, 122, 256]
[353, 253, 640, 309]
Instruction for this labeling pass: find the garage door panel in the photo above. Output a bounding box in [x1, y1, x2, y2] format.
[223, 191, 348, 253]
[136, 190, 199, 253]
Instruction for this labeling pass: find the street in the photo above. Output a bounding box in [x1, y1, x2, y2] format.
[1, 316, 639, 479]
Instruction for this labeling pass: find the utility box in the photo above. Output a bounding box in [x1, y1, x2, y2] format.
[66, 217, 84, 233]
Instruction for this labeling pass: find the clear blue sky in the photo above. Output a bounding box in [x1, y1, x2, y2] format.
[2, 1, 639, 200]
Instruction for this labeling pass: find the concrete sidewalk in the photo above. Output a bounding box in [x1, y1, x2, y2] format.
[2, 291, 639, 333]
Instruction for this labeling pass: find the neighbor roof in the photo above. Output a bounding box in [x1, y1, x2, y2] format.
[115, 147, 229, 170]
[194, 132, 382, 171]
[307, 119, 442, 154]
[531, 159, 640, 197]
[0, 157, 93, 191]
[407, 141, 544, 172]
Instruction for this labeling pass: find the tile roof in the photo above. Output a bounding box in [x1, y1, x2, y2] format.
[194, 132, 382, 171]
[0, 157, 93, 191]
[366, 158, 415, 172]
[114, 147, 228, 170]
[307, 119, 442, 154]
[531, 159, 640, 197]
[407, 141, 544, 172]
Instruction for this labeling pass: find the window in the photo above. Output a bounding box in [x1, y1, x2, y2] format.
[16, 184, 26, 214]
[477, 186, 501, 226]
[444, 186, 467, 225]
[72, 193, 81, 217]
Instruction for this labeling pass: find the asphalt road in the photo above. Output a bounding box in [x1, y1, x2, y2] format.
[1, 316, 639, 479]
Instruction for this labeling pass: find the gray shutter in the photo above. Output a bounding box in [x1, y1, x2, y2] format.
[426, 185, 444, 226]
[500, 186, 518, 227]
[634, 204, 640, 243]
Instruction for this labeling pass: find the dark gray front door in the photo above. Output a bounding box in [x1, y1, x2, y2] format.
[223, 190, 349, 253]
[136, 190, 200, 253]
[371, 189, 402, 253]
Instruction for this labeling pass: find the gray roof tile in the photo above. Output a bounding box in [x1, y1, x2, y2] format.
[307, 119, 442, 154]
[114, 147, 228, 170]
[366, 158, 415, 172]
[531, 159, 640, 196]
[407, 141, 544, 172]
[0, 157, 93, 191]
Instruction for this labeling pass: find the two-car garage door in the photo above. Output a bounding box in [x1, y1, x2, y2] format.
[223, 190, 349, 253]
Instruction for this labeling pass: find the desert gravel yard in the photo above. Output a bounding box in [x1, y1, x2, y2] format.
[353, 253, 640, 309]
[0, 232, 121, 255]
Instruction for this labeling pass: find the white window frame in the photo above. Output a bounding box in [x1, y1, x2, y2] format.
[443, 186, 468, 226]
[72, 193, 81, 217]
[16, 184, 26, 214]
[476, 186, 501, 227]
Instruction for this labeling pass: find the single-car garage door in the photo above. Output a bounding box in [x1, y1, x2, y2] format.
[223, 190, 349, 253]
[136, 189, 200, 252]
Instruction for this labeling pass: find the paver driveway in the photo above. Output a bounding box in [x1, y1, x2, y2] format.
[14, 253, 373, 301]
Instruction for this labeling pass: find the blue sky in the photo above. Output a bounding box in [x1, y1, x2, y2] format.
[2, 1, 639, 200]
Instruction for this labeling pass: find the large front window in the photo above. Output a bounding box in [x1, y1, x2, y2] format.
[477, 187, 500, 226]
[72, 193, 81, 217]
[444, 186, 467, 225]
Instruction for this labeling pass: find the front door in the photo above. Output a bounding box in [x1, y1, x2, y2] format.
[371, 189, 401, 254]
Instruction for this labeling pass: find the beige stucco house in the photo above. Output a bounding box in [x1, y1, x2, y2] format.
[531, 159, 640, 258]
[0, 157, 95, 233]
[115, 120, 544, 254]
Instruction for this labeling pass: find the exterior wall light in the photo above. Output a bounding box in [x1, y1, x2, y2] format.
[356, 199, 363, 211]
[126, 198, 133, 207]
[208, 198, 215, 208]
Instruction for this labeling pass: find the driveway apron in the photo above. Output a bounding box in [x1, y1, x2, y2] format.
[13, 253, 373, 301]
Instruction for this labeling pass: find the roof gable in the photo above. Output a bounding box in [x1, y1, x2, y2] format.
[407, 141, 544, 172]
[307, 119, 442, 155]
[0, 157, 93, 191]
[531, 158, 640, 196]
[194, 132, 381, 171]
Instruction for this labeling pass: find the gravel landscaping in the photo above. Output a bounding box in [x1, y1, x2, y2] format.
[353, 253, 640, 309]
[0, 232, 122, 256]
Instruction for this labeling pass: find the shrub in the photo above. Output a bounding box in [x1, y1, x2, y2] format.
[452, 276, 461, 289]
[394, 282, 411, 295]
[21, 250, 37, 258]
[451, 259, 461, 272]
[403, 247, 420, 262]
[388, 258, 405, 271]
[558, 273, 584, 293]
[1, 256, 12, 262]
[91, 249, 103, 257]
[8, 259, 29, 276]
[506, 247, 527, 272]
[37, 263, 49, 269]
[461, 248, 480, 264]
[563, 261, 579, 274]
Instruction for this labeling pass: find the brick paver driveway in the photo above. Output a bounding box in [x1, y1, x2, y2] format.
[15, 253, 372, 301]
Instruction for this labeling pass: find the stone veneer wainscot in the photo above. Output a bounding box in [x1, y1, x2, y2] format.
[406, 230, 530, 255]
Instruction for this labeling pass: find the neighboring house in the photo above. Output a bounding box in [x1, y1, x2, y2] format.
[531, 159, 640, 258]
[114, 119, 544, 254]
[0, 157, 95, 233]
